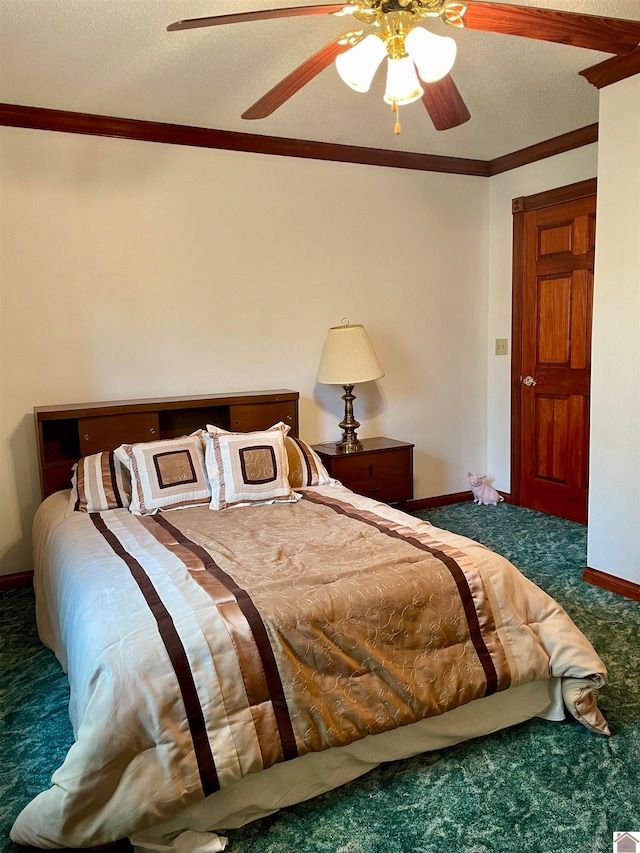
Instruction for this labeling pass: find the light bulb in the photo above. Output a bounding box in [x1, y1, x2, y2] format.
[383, 56, 424, 106]
[405, 27, 457, 84]
[336, 34, 387, 93]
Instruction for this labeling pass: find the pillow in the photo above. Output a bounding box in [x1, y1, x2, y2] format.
[284, 436, 333, 489]
[204, 422, 298, 510]
[69, 450, 132, 513]
[121, 433, 211, 516]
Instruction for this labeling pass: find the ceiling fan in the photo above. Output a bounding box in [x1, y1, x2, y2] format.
[167, 1, 640, 135]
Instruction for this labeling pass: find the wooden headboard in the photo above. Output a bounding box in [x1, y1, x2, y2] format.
[34, 390, 299, 499]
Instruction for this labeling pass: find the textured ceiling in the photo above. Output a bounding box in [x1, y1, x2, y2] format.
[1, 0, 639, 161]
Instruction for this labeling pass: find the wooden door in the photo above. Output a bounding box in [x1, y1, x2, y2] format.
[512, 183, 596, 524]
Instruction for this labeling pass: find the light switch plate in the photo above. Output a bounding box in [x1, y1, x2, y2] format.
[495, 339, 509, 356]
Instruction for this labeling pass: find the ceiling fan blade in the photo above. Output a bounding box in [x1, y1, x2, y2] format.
[167, 4, 347, 32]
[462, 1, 640, 55]
[421, 75, 470, 131]
[241, 36, 355, 119]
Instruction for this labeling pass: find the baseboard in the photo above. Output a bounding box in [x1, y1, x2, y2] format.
[0, 570, 34, 591]
[407, 490, 512, 511]
[406, 491, 473, 511]
[583, 566, 640, 602]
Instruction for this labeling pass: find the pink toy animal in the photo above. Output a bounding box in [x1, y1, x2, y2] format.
[467, 472, 504, 506]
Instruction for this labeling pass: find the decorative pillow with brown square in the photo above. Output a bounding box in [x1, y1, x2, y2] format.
[120, 433, 210, 515]
[204, 422, 299, 510]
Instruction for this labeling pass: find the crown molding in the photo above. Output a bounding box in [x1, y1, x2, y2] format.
[0, 103, 597, 176]
[489, 123, 598, 175]
[0, 103, 489, 176]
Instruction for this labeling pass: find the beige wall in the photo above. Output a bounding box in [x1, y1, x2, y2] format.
[4, 104, 636, 586]
[587, 75, 640, 585]
[0, 126, 489, 575]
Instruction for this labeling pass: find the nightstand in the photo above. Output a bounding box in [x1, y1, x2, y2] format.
[312, 437, 414, 506]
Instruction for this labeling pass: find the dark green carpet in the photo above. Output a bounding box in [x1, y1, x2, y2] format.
[1, 503, 639, 853]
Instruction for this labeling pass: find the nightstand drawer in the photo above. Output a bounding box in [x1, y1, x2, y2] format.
[329, 448, 410, 482]
[347, 472, 413, 503]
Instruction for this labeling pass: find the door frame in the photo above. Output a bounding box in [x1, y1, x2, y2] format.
[510, 177, 597, 509]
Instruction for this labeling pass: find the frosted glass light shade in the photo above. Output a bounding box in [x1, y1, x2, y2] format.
[383, 56, 424, 106]
[406, 27, 457, 83]
[336, 34, 387, 93]
[316, 324, 385, 385]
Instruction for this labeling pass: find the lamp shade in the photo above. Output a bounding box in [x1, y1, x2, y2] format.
[316, 323, 385, 385]
[335, 34, 387, 93]
[383, 56, 424, 106]
[405, 27, 457, 84]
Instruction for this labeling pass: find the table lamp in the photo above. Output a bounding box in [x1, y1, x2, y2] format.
[316, 320, 385, 453]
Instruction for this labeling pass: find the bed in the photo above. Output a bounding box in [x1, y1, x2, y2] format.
[11, 391, 609, 851]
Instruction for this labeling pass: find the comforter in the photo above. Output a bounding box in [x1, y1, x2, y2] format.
[11, 485, 608, 847]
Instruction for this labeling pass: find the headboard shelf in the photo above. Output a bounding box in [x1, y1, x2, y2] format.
[35, 390, 299, 499]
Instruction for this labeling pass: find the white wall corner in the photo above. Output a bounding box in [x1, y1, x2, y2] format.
[587, 75, 640, 585]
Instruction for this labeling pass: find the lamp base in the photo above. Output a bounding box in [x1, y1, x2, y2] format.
[336, 384, 362, 453]
[335, 438, 363, 454]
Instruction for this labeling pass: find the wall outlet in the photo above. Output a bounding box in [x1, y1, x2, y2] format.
[495, 338, 509, 356]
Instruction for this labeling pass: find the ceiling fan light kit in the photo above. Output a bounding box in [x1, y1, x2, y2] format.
[335, 2, 462, 131]
[334, 12, 458, 128]
[168, 0, 640, 136]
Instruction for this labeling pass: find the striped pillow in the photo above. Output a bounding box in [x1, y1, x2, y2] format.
[284, 436, 333, 489]
[70, 451, 131, 513]
[122, 433, 211, 516]
[204, 422, 298, 510]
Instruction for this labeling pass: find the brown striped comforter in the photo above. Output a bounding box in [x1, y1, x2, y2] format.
[12, 486, 608, 848]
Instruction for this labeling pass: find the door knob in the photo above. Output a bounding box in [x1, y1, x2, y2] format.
[522, 375, 537, 387]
